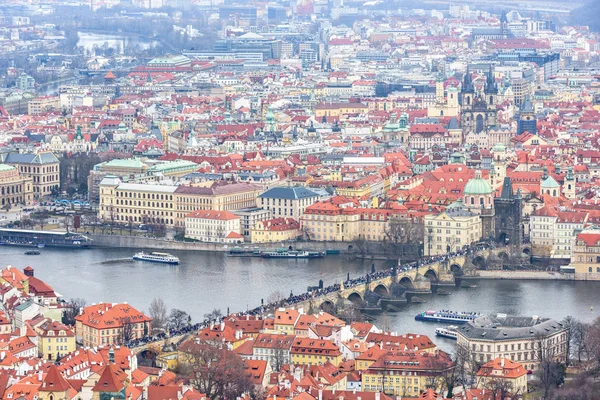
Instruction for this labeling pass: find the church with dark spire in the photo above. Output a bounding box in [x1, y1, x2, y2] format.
[460, 66, 499, 135]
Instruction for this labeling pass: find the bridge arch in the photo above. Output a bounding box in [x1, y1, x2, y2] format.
[498, 251, 509, 263]
[424, 269, 438, 282]
[472, 255, 486, 269]
[137, 348, 159, 367]
[450, 263, 463, 275]
[522, 247, 531, 256]
[399, 276, 414, 289]
[373, 284, 389, 297]
[320, 300, 336, 314]
[347, 292, 364, 304]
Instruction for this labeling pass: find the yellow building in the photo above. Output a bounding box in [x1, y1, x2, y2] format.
[32, 318, 76, 361]
[75, 302, 151, 348]
[476, 358, 528, 395]
[568, 229, 600, 279]
[156, 351, 179, 370]
[424, 206, 482, 256]
[174, 182, 261, 227]
[361, 351, 454, 395]
[98, 176, 177, 226]
[0, 164, 33, 207]
[314, 102, 368, 119]
[290, 337, 342, 367]
[301, 199, 413, 242]
[28, 96, 61, 115]
[251, 217, 301, 243]
[3, 151, 60, 199]
[274, 308, 300, 334]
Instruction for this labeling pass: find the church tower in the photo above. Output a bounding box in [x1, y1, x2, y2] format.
[563, 166, 576, 200]
[517, 96, 536, 135]
[461, 67, 499, 135]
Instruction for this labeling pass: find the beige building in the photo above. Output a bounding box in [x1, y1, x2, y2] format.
[184, 210, 242, 243]
[476, 358, 528, 395]
[98, 177, 177, 226]
[27, 96, 61, 115]
[424, 204, 482, 256]
[0, 164, 33, 207]
[301, 199, 415, 242]
[75, 302, 151, 347]
[2, 152, 60, 199]
[568, 229, 600, 279]
[456, 314, 567, 371]
[251, 217, 301, 243]
[174, 182, 261, 227]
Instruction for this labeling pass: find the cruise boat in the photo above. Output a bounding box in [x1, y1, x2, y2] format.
[260, 249, 325, 259]
[133, 252, 180, 265]
[415, 310, 479, 324]
[435, 326, 458, 340]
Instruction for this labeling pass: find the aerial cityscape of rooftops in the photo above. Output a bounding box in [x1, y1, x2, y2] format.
[1, 0, 600, 398]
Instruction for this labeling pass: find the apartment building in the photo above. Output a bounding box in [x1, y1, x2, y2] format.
[0, 164, 33, 206]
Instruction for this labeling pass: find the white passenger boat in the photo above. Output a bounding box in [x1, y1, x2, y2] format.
[133, 252, 180, 265]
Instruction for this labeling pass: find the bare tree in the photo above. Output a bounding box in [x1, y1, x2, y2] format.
[455, 342, 480, 388]
[62, 298, 87, 326]
[532, 334, 566, 399]
[149, 298, 168, 331]
[168, 309, 191, 331]
[383, 216, 424, 259]
[178, 340, 253, 400]
[120, 317, 135, 345]
[483, 377, 519, 400]
[267, 290, 285, 306]
[203, 308, 223, 321]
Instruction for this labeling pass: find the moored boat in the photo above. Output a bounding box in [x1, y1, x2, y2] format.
[133, 252, 180, 265]
[25, 250, 40, 255]
[435, 326, 458, 340]
[261, 249, 325, 259]
[415, 310, 479, 324]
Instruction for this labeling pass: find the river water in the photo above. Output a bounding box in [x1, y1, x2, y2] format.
[77, 31, 160, 53]
[2, 247, 599, 353]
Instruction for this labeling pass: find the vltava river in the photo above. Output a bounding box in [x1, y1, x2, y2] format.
[2, 246, 598, 353]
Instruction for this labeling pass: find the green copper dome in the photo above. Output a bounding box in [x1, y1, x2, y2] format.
[492, 142, 505, 152]
[464, 170, 493, 195]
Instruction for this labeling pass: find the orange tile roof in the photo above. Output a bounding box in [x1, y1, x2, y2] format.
[75, 303, 151, 330]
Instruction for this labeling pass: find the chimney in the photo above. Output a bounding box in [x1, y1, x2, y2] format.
[501, 358, 505, 367]
[318, 390, 323, 400]
[375, 392, 380, 400]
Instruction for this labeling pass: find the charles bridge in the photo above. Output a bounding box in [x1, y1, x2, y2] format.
[294, 245, 531, 312]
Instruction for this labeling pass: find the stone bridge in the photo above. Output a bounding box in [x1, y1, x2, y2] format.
[296, 246, 530, 311]
[130, 332, 190, 356]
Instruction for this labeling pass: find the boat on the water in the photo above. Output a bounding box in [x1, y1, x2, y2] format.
[24, 250, 40, 255]
[133, 252, 180, 265]
[415, 310, 479, 324]
[462, 283, 478, 288]
[435, 326, 458, 340]
[260, 249, 325, 259]
[228, 247, 260, 257]
[437, 289, 452, 295]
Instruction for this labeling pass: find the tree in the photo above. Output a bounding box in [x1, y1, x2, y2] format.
[168, 309, 191, 331]
[483, 377, 517, 400]
[62, 297, 86, 326]
[2, 203, 11, 212]
[383, 216, 424, 259]
[562, 316, 578, 366]
[149, 298, 168, 331]
[454, 342, 479, 387]
[178, 340, 253, 400]
[267, 290, 285, 306]
[532, 334, 567, 399]
[120, 317, 135, 345]
[203, 308, 223, 322]
[31, 210, 50, 230]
